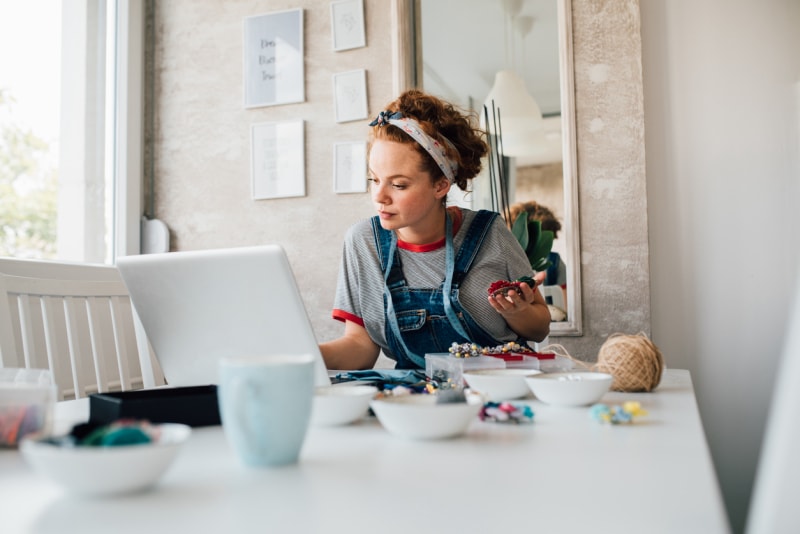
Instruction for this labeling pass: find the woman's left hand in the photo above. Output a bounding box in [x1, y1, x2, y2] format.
[487, 272, 546, 317]
[488, 272, 550, 342]
[488, 284, 534, 316]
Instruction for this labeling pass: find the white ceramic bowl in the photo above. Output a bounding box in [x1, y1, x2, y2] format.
[370, 394, 482, 440]
[21, 423, 191, 496]
[310, 385, 378, 426]
[463, 368, 542, 401]
[525, 371, 613, 407]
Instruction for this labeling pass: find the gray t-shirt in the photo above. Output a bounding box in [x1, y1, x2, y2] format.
[332, 208, 534, 361]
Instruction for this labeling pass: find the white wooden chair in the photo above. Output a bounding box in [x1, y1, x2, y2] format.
[0, 257, 164, 400]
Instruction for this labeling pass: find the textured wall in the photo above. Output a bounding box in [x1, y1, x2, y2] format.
[148, 0, 391, 343]
[147, 0, 649, 359]
[567, 0, 649, 359]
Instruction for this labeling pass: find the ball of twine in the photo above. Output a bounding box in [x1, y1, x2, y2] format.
[595, 333, 664, 392]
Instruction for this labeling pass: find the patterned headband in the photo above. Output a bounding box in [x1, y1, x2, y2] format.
[369, 111, 459, 183]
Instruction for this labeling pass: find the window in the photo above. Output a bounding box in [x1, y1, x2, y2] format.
[0, 0, 143, 263]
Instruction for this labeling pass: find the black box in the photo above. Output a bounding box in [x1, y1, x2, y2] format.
[88, 385, 221, 427]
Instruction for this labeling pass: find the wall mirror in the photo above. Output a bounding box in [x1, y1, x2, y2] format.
[391, 0, 582, 336]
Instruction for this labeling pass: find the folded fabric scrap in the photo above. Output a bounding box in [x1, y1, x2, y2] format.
[81, 420, 157, 446]
[334, 369, 427, 388]
[479, 402, 534, 424]
[590, 402, 648, 424]
[43, 420, 158, 448]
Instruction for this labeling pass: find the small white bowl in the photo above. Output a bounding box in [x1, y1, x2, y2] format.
[463, 368, 542, 401]
[370, 394, 482, 440]
[21, 423, 191, 496]
[525, 371, 613, 407]
[310, 385, 378, 426]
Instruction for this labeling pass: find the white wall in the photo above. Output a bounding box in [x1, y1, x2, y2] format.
[640, 1, 800, 532]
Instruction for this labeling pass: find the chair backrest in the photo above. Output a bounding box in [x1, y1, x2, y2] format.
[0, 258, 164, 400]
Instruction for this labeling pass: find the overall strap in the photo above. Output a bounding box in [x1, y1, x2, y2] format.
[380, 231, 428, 368]
[371, 216, 405, 289]
[372, 216, 424, 366]
[452, 210, 499, 287]
[441, 212, 471, 340]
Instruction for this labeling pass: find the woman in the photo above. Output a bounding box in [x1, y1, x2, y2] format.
[320, 90, 550, 371]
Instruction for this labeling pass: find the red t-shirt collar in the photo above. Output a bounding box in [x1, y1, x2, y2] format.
[397, 207, 463, 252]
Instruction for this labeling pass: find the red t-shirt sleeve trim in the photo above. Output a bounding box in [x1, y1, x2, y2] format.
[332, 309, 364, 327]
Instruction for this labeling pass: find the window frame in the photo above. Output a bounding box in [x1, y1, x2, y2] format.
[113, 0, 144, 260]
[58, 0, 143, 263]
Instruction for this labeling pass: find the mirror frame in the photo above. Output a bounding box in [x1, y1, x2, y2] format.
[390, 0, 583, 336]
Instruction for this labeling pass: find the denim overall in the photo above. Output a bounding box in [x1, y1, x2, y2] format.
[371, 210, 506, 369]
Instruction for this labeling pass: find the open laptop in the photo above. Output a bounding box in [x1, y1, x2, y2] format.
[116, 245, 332, 388]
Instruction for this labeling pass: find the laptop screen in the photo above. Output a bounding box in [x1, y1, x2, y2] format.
[116, 245, 331, 388]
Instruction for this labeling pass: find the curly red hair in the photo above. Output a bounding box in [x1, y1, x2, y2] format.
[368, 90, 487, 191]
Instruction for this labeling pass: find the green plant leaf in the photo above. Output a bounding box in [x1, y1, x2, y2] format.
[526, 220, 541, 253]
[510, 214, 554, 272]
[511, 212, 529, 251]
[523, 220, 553, 272]
[528, 230, 554, 271]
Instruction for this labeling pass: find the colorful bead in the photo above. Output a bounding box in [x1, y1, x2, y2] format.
[479, 402, 534, 424]
[449, 342, 481, 358]
[450, 340, 535, 358]
[590, 402, 648, 424]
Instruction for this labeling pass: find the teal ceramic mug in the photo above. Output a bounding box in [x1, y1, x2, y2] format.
[218, 354, 316, 467]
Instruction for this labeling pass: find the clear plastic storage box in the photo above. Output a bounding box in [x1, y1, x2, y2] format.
[425, 353, 506, 388]
[0, 368, 56, 448]
[484, 353, 542, 370]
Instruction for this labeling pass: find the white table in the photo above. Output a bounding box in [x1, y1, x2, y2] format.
[1, 369, 730, 533]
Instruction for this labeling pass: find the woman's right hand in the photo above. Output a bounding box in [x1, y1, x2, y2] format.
[319, 321, 381, 371]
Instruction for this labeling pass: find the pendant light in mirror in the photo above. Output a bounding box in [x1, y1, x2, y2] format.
[483, 69, 545, 157]
[482, 1, 545, 158]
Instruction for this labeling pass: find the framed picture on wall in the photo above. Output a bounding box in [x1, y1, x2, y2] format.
[333, 141, 367, 194]
[333, 69, 368, 123]
[243, 9, 304, 108]
[330, 0, 365, 51]
[250, 120, 306, 199]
